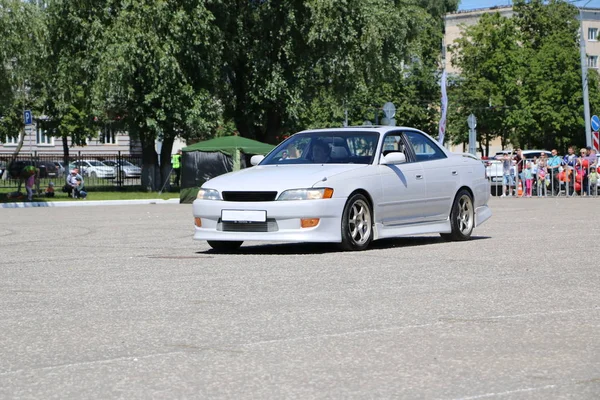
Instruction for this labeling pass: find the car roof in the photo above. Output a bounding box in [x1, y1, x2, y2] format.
[298, 126, 420, 134]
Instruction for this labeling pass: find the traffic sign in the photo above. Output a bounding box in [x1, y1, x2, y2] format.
[593, 131, 599, 151]
[24, 110, 32, 125]
[591, 115, 600, 131]
[467, 114, 477, 129]
[382, 102, 396, 119]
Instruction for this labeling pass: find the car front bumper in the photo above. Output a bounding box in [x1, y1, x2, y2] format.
[192, 198, 346, 243]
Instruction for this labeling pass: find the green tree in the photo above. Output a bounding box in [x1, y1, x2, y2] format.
[448, 12, 520, 156]
[43, 0, 113, 171]
[93, 0, 222, 190]
[512, 0, 600, 151]
[448, 0, 600, 154]
[211, 0, 456, 143]
[0, 0, 48, 159]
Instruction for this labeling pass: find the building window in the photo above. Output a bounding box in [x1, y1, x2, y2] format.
[4, 136, 17, 145]
[589, 28, 598, 41]
[101, 125, 117, 144]
[588, 55, 598, 69]
[36, 126, 53, 145]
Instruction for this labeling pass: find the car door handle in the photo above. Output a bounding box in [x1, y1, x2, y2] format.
[452, 171, 458, 175]
[416, 174, 423, 180]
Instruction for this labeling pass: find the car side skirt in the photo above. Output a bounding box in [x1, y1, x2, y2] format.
[373, 220, 452, 240]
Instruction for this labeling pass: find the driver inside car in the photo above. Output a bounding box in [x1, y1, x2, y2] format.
[311, 140, 331, 163]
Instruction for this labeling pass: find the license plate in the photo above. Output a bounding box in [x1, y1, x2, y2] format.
[492, 177, 502, 182]
[222, 210, 266, 223]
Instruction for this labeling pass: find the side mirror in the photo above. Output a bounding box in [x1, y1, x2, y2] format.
[381, 152, 407, 165]
[250, 155, 265, 166]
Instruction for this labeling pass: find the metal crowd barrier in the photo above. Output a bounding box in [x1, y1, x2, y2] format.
[507, 158, 599, 198]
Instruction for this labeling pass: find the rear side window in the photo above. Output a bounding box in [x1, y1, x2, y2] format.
[403, 131, 446, 162]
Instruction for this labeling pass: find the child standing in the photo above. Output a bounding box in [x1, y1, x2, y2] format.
[25, 173, 35, 201]
[589, 166, 599, 196]
[537, 166, 547, 196]
[524, 162, 534, 197]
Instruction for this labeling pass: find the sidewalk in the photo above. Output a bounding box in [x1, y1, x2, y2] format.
[0, 198, 180, 209]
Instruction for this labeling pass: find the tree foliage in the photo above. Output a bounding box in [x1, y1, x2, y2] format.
[0, 0, 47, 155]
[448, 0, 600, 154]
[1, 0, 461, 189]
[92, 0, 223, 190]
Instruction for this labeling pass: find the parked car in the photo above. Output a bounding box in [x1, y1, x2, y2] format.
[69, 160, 116, 179]
[7, 160, 58, 179]
[0, 160, 6, 178]
[52, 161, 67, 176]
[192, 126, 491, 252]
[101, 160, 142, 178]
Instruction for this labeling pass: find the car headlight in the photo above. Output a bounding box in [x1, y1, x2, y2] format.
[196, 188, 222, 200]
[277, 188, 334, 201]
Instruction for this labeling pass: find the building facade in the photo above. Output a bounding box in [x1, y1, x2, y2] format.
[0, 120, 187, 157]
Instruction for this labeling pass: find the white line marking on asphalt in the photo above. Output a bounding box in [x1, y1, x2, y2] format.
[241, 322, 445, 346]
[448, 384, 557, 399]
[240, 307, 599, 347]
[0, 351, 185, 376]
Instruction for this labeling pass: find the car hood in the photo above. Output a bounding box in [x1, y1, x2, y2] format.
[204, 164, 368, 192]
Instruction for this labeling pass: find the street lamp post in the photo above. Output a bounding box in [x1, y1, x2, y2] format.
[579, 2, 593, 148]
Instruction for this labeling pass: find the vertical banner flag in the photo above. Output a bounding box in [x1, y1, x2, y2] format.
[438, 69, 448, 145]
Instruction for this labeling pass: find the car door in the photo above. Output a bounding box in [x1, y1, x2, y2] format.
[403, 130, 457, 222]
[377, 132, 426, 226]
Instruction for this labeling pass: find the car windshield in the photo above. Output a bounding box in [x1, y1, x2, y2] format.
[87, 161, 107, 166]
[261, 131, 379, 165]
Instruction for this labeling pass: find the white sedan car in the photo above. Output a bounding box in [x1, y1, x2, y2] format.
[193, 126, 491, 251]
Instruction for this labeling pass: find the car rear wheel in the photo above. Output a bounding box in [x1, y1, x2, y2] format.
[441, 189, 474, 241]
[207, 240, 243, 252]
[339, 193, 373, 251]
[90, 171, 97, 179]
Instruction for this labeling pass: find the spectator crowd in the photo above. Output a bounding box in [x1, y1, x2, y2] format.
[498, 146, 599, 197]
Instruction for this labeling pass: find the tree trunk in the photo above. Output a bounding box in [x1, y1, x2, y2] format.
[159, 135, 175, 192]
[62, 135, 70, 179]
[9, 127, 26, 164]
[140, 133, 159, 191]
[261, 107, 283, 144]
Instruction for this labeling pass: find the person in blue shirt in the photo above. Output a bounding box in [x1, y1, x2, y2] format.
[546, 149, 563, 195]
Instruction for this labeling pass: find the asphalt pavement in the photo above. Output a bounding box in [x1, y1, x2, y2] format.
[1, 198, 599, 399]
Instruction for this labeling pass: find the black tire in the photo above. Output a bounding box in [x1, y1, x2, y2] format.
[490, 185, 500, 196]
[441, 189, 475, 241]
[90, 171, 97, 179]
[207, 240, 243, 252]
[339, 193, 373, 251]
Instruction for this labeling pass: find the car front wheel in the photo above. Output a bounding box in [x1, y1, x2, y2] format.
[339, 193, 373, 251]
[207, 240, 243, 252]
[441, 189, 474, 241]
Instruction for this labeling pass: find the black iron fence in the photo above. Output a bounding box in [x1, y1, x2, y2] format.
[0, 152, 174, 190]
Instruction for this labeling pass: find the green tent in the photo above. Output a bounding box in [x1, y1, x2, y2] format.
[180, 136, 275, 203]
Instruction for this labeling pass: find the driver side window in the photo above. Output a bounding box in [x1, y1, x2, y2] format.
[382, 134, 406, 156]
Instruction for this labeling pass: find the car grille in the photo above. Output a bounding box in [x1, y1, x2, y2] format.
[219, 219, 278, 232]
[222, 191, 278, 202]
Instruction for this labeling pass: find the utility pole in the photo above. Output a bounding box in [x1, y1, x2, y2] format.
[579, 4, 593, 148]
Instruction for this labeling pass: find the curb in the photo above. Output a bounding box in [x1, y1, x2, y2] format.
[0, 198, 181, 209]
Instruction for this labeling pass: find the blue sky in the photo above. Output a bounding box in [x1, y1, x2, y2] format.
[458, 0, 600, 11]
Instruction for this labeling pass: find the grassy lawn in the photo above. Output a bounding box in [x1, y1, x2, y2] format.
[0, 186, 179, 203]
